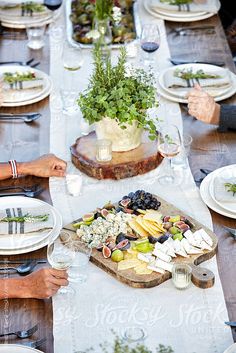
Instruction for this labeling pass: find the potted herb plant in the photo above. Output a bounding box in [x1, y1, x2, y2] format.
[78, 45, 158, 152]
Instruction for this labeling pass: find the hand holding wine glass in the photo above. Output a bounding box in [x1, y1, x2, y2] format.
[157, 124, 181, 185]
[141, 24, 160, 67]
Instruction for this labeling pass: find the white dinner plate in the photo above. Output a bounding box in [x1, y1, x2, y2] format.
[143, 0, 215, 22]
[0, 345, 43, 353]
[0, 197, 62, 255]
[224, 344, 236, 353]
[157, 72, 236, 104]
[200, 166, 236, 219]
[0, 65, 52, 107]
[209, 165, 236, 214]
[159, 64, 233, 99]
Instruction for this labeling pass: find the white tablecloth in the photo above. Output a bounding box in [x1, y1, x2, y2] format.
[49, 1, 233, 352]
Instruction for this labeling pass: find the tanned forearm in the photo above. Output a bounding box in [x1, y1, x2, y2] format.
[0, 278, 31, 299]
[0, 162, 31, 180]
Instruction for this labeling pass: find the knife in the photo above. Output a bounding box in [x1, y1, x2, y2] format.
[225, 321, 236, 327]
[170, 59, 225, 67]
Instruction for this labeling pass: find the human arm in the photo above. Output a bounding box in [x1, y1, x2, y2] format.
[0, 154, 67, 180]
[0, 268, 68, 299]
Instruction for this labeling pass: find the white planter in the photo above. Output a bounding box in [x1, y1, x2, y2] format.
[95, 117, 143, 152]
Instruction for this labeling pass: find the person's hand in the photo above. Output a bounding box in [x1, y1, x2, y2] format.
[187, 84, 221, 125]
[20, 154, 67, 178]
[23, 268, 69, 299]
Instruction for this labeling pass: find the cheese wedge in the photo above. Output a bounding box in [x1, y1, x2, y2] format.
[155, 259, 173, 273]
[135, 217, 156, 235]
[184, 230, 197, 247]
[128, 219, 149, 237]
[137, 253, 154, 264]
[198, 229, 213, 247]
[118, 259, 141, 271]
[173, 239, 189, 258]
[147, 265, 165, 274]
[153, 249, 172, 263]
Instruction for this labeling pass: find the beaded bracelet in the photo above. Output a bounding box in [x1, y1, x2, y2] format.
[8, 160, 18, 179]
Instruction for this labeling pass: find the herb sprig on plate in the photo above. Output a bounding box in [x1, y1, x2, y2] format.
[174, 68, 221, 81]
[0, 214, 49, 223]
[3, 71, 38, 85]
[160, 0, 192, 5]
[225, 182, 236, 196]
[21, 2, 45, 13]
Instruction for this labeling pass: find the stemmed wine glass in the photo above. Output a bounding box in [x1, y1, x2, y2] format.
[140, 24, 160, 67]
[44, 0, 63, 11]
[47, 231, 76, 295]
[157, 124, 181, 185]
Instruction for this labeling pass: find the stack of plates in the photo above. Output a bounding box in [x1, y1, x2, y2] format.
[0, 196, 62, 255]
[0, 65, 52, 107]
[158, 63, 236, 104]
[143, 0, 220, 22]
[0, 3, 58, 29]
[200, 165, 236, 219]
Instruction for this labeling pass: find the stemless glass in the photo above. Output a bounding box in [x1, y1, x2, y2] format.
[172, 263, 192, 290]
[157, 124, 181, 185]
[69, 240, 92, 283]
[140, 24, 160, 66]
[26, 24, 46, 50]
[47, 232, 76, 294]
[61, 43, 84, 114]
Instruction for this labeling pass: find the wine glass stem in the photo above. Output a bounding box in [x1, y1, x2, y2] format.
[165, 157, 173, 177]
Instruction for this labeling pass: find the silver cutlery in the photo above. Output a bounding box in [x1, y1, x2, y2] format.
[0, 184, 40, 192]
[0, 260, 37, 276]
[0, 259, 47, 264]
[21, 338, 47, 348]
[0, 58, 40, 67]
[223, 226, 236, 239]
[171, 26, 215, 36]
[0, 324, 38, 338]
[0, 187, 44, 198]
[170, 59, 225, 67]
[225, 321, 236, 327]
[0, 112, 41, 123]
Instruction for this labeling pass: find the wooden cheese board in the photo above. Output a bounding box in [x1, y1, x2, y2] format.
[63, 194, 218, 289]
[70, 131, 163, 180]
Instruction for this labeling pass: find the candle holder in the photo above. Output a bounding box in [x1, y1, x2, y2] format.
[172, 263, 192, 290]
[96, 139, 112, 162]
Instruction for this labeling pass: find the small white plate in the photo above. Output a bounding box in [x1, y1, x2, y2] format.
[0, 65, 52, 107]
[224, 343, 236, 353]
[158, 63, 234, 101]
[209, 165, 236, 214]
[200, 166, 236, 219]
[0, 197, 62, 255]
[0, 345, 43, 353]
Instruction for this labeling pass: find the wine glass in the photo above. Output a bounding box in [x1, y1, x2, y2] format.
[140, 24, 160, 67]
[44, 0, 63, 11]
[61, 43, 84, 114]
[157, 124, 181, 185]
[47, 232, 76, 295]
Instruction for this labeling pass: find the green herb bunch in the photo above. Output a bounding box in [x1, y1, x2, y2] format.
[160, 0, 192, 5]
[0, 214, 49, 223]
[174, 68, 221, 81]
[3, 71, 37, 85]
[225, 182, 236, 196]
[78, 46, 159, 140]
[95, 0, 114, 20]
[22, 2, 45, 13]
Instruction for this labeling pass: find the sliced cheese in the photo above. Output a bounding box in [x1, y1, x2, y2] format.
[147, 265, 165, 274]
[128, 219, 149, 237]
[155, 259, 173, 273]
[198, 229, 213, 247]
[153, 249, 172, 263]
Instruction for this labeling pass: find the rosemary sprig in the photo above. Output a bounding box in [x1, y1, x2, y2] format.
[0, 214, 49, 223]
[21, 2, 45, 13]
[160, 0, 192, 5]
[174, 68, 221, 81]
[225, 183, 236, 196]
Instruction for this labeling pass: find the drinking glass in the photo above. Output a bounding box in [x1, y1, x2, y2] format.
[61, 43, 84, 114]
[26, 24, 46, 50]
[47, 232, 76, 294]
[140, 24, 160, 66]
[157, 124, 181, 185]
[172, 263, 192, 290]
[96, 139, 112, 162]
[44, 0, 63, 11]
[171, 133, 193, 170]
[69, 240, 92, 283]
[122, 327, 147, 348]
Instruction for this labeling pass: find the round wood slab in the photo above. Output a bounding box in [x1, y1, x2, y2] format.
[70, 131, 163, 180]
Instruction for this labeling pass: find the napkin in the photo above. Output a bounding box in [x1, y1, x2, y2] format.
[149, 0, 220, 14]
[0, 206, 54, 235]
[163, 69, 231, 97]
[213, 176, 236, 204]
[0, 1, 48, 18]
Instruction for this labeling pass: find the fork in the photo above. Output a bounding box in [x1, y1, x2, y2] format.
[21, 338, 47, 348]
[223, 225, 236, 239]
[0, 184, 40, 193]
[0, 187, 44, 198]
[0, 58, 40, 67]
[0, 324, 38, 338]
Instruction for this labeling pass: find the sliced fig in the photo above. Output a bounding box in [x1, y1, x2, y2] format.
[148, 235, 159, 244]
[96, 244, 103, 252]
[115, 239, 130, 250]
[116, 233, 127, 244]
[102, 245, 111, 258]
[163, 222, 172, 230]
[82, 212, 94, 222]
[163, 216, 170, 222]
[123, 208, 134, 214]
[101, 209, 109, 218]
[173, 221, 186, 228]
[125, 233, 138, 241]
[120, 198, 131, 207]
[179, 224, 190, 233]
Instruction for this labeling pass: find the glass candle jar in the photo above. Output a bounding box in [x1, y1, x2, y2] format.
[96, 139, 112, 162]
[172, 263, 192, 290]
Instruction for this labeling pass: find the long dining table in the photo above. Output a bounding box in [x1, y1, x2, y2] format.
[0, 12, 236, 353]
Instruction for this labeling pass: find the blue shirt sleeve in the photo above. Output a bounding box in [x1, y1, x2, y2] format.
[218, 105, 236, 132]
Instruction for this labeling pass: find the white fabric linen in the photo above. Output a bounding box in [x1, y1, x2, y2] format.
[214, 176, 236, 203]
[49, 2, 233, 352]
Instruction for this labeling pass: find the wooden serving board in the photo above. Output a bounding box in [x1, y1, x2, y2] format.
[64, 195, 218, 289]
[70, 131, 163, 180]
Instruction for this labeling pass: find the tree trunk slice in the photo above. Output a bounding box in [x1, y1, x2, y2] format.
[63, 195, 218, 289]
[70, 131, 163, 180]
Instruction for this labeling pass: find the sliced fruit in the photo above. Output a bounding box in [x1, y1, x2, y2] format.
[116, 233, 127, 244]
[169, 226, 179, 235]
[111, 249, 124, 262]
[102, 245, 111, 259]
[82, 212, 94, 222]
[115, 239, 130, 250]
[134, 242, 154, 253]
[169, 215, 181, 223]
[72, 220, 84, 229]
[120, 198, 131, 207]
[101, 209, 109, 218]
[173, 233, 183, 241]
